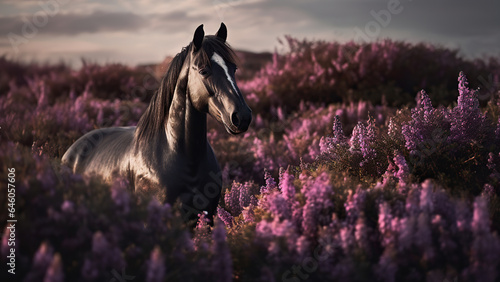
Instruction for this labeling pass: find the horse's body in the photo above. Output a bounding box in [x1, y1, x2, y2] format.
[62, 23, 251, 222]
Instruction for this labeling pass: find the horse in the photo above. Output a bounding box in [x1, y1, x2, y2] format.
[62, 23, 252, 223]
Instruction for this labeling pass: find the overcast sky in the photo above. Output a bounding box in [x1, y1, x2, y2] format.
[1, 0, 499, 68]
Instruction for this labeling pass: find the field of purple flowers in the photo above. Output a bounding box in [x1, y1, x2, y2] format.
[1, 38, 500, 281]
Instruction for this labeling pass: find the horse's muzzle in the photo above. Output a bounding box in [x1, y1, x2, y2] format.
[228, 107, 252, 134]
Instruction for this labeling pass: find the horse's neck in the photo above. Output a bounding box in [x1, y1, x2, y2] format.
[166, 69, 208, 159]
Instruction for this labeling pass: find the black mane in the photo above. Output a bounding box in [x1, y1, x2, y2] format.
[134, 36, 236, 147]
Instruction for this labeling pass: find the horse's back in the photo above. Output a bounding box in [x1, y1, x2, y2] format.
[62, 126, 136, 180]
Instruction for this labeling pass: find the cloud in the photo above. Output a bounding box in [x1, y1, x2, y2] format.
[0, 9, 210, 36]
[149, 10, 210, 31]
[0, 10, 146, 35]
[1, 0, 499, 66]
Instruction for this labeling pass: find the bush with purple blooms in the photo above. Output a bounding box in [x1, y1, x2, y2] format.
[1, 39, 500, 281]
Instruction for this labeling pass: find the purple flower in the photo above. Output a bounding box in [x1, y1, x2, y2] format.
[419, 180, 434, 213]
[261, 169, 277, 194]
[224, 182, 242, 215]
[239, 182, 254, 210]
[110, 177, 130, 214]
[339, 225, 355, 253]
[349, 122, 365, 152]
[295, 235, 310, 259]
[388, 117, 398, 138]
[194, 213, 211, 251]
[393, 152, 410, 188]
[378, 202, 393, 247]
[212, 220, 233, 282]
[267, 191, 292, 220]
[349, 119, 377, 166]
[344, 188, 366, 224]
[43, 253, 64, 282]
[449, 72, 487, 144]
[471, 196, 490, 234]
[225, 181, 256, 216]
[82, 231, 125, 279]
[455, 200, 471, 232]
[256, 217, 299, 255]
[60, 200, 75, 213]
[173, 230, 194, 262]
[376, 249, 397, 282]
[301, 200, 318, 238]
[300, 172, 334, 237]
[147, 199, 171, 234]
[332, 115, 348, 145]
[465, 196, 500, 282]
[495, 115, 500, 145]
[33, 242, 54, 271]
[146, 246, 165, 282]
[415, 89, 433, 111]
[361, 119, 377, 164]
[398, 216, 416, 251]
[402, 90, 449, 157]
[405, 188, 421, 216]
[482, 184, 496, 199]
[279, 167, 296, 203]
[355, 215, 370, 251]
[217, 207, 234, 228]
[242, 203, 255, 223]
[321, 115, 348, 153]
[25, 242, 54, 282]
[416, 213, 434, 261]
[381, 157, 397, 187]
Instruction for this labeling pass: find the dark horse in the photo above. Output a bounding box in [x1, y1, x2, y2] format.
[62, 23, 252, 222]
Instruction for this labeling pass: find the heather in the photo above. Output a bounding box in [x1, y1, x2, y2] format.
[240, 37, 500, 114]
[1, 39, 500, 281]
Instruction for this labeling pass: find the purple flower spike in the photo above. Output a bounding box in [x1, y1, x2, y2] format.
[261, 169, 277, 194]
[449, 72, 487, 144]
[212, 220, 233, 282]
[43, 253, 64, 282]
[393, 151, 410, 187]
[279, 167, 296, 202]
[471, 196, 490, 234]
[146, 246, 165, 282]
[217, 207, 234, 228]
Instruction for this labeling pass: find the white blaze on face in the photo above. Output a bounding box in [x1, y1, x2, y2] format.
[211, 52, 238, 94]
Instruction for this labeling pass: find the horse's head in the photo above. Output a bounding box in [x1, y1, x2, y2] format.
[186, 23, 252, 134]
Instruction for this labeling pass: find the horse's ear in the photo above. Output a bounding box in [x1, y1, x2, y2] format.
[215, 22, 227, 43]
[193, 24, 204, 52]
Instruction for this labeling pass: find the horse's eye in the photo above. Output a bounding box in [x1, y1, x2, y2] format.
[199, 68, 210, 77]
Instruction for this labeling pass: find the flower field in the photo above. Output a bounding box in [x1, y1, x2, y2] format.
[1, 38, 500, 281]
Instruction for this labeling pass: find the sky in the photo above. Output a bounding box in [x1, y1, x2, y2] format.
[1, 0, 499, 68]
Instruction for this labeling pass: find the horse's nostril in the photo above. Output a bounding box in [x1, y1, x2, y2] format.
[231, 112, 240, 127]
